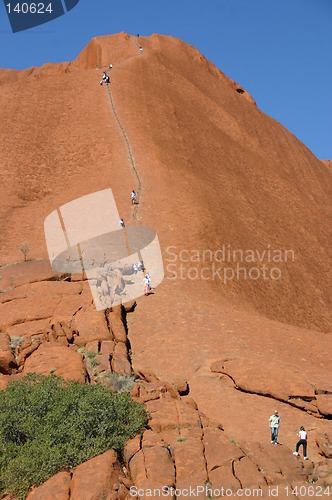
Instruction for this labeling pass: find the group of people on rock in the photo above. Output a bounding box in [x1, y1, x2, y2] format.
[118, 189, 150, 296]
[118, 190, 138, 229]
[99, 39, 143, 87]
[269, 410, 308, 460]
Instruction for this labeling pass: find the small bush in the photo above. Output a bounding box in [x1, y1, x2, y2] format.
[177, 435, 186, 442]
[90, 358, 99, 368]
[18, 242, 30, 262]
[77, 347, 97, 360]
[0, 374, 147, 499]
[98, 373, 136, 393]
[10, 336, 24, 352]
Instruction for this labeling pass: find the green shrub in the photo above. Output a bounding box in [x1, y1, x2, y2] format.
[10, 336, 24, 352]
[0, 374, 147, 499]
[98, 373, 136, 393]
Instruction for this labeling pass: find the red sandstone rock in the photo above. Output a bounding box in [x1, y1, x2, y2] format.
[85, 340, 99, 353]
[94, 353, 111, 373]
[107, 310, 127, 343]
[172, 376, 188, 395]
[0, 284, 28, 303]
[23, 343, 86, 382]
[17, 339, 41, 367]
[5, 318, 50, 339]
[26, 471, 71, 500]
[122, 300, 136, 312]
[233, 456, 266, 489]
[111, 342, 131, 375]
[0, 332, 16, 374]
[316, 395, 332, 417]
[0, 261, 57, 290]
[0, 297, 56, 330]
[0, 32, 331, 496]
[124, 435, 141, 466]
[129, 431, 175, 495]
[209, 461, 240, 492]
[133, 369, 159, 383]
[52, 295, 91, 323]
[316, 433, 332, 459]
[70, 450, 124, 500]
[0, 373, 10, 390]
[210, 358, 316, 401]
[101, 340, 114, 357]
[72, 306, 111, 345]
[172, 427, 207, 494]
[204, 428, 244, 470]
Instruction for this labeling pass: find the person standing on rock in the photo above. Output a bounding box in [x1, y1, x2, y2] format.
[145, 271, 151, 291]
[269, 410, 280, 444]
[143, 275, 149, 295]
[293, 426, 308, 460]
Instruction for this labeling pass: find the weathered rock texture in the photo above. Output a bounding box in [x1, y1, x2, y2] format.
[0, 32, 331, 499]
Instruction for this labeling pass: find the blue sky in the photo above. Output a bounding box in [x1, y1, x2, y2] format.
[0, 0, 331, 159]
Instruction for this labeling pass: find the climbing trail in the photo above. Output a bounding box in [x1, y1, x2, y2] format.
[103, 35, 143, 223]
[134, 34, 141, 50]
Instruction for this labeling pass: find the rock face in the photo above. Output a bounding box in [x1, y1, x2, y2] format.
[0, 33, 331, 333]
[23, 343, 86, 383]
[26, 451, 127, 500]
[0, 32, 331, 499]
[26, 472, 71, 500]
[70, 450, 126, 500]
[72, 306, 112, 345]
[0, 333, 16, 374]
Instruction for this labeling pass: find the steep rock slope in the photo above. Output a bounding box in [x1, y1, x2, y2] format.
[0, 32, 331, 331]
[0, 33, 331, 497]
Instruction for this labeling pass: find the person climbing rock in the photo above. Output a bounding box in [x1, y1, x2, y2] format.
[100, 80, 103, 86]
[109, 64, 113, 70]
[293, 426, 308, 460]
[269, 410, 280, 444]
[103, 71, 107, 82]
[131, 190, 136, 205]
[139, 47, 143, 54]
[145, 271, 151, 290]
[119, 219, 125, 228]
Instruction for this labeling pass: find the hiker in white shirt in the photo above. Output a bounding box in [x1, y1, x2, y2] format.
[131, 190, 136, 205]
[143, 276, 149, 295]
[269, 410, 280, 444]
[293, 426, 308, 460]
